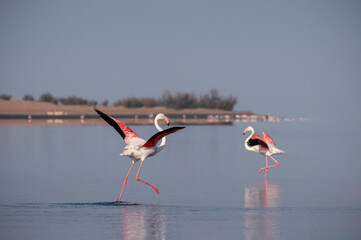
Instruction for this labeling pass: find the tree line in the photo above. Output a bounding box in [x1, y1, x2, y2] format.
[114, 90, 237, 110]
[1, 93, 103, 106]
[0, 89, 237, 110]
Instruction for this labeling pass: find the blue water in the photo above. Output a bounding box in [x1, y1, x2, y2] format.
[1, 120, 361, 239]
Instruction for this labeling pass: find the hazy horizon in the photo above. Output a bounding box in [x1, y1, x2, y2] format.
[1, 0, 360, 121]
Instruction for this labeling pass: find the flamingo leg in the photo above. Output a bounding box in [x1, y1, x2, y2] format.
[259, 156, 269, 177]
[136, 161, 160, 194]
[259, 156, 280, 177]
[265, 157, 269, 178]
[117, 161, 134, 202]
[268, 156, 280, 169]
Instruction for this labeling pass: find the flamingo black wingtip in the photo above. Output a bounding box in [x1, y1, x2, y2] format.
[93, 106, 103, 116]
[170, 126, 186, 131]
[93, 107, 126, 140]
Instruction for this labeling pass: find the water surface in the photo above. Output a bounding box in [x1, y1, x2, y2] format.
[1, 120, 360, 239]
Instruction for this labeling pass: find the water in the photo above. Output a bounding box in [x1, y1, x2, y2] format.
[1, 120, 361, 239]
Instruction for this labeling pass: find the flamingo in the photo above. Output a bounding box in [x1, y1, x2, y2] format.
[243, 126, 284, 178]
[94, 107, 185, 202]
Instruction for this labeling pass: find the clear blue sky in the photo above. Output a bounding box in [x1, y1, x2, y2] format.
[1, 0, 360, 120]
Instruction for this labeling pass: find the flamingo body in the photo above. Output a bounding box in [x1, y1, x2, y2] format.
[94, 107, 184, 201]
[243, 126, 284, 177]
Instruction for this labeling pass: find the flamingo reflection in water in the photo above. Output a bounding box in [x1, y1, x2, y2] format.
[244, 179, 280, 240]
[120, 205, 167, 240]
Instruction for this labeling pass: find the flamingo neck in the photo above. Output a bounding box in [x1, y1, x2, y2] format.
[244, 127, 254, 151]
[154, 114, 166, 148]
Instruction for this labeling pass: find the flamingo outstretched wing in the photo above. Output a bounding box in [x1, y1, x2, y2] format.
[94, 107, 139, 143]
[142, 127, 185, 148]
[262, 132, 275, 146]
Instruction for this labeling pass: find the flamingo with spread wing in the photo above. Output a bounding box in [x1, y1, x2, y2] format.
[243, 126, 284, 178]
[94, 107, 185, 201]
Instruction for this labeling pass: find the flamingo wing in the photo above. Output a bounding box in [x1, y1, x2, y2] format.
[94, 107, 139, 143]
[248, 134, 269, 149]
[262, 132, 276, 146]
[142, 127, 185, 148]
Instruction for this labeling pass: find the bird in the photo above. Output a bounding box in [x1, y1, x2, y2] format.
[243, 126, 284, 178]
[94, 107, 185, 202]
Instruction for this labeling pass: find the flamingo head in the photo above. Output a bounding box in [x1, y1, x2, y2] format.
[243, 126, 254, 135]
[157, 113, 170, 125]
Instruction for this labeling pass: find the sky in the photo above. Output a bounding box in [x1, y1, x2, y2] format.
[1, 0, 361, 121]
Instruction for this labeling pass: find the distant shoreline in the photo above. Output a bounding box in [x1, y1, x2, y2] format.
[0, 100, 282, 126]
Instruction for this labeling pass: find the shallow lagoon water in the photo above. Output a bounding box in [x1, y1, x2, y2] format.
[1, 120, 361, 239]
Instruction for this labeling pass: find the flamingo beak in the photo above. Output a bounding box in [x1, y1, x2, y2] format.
[164, 116, 170, 126]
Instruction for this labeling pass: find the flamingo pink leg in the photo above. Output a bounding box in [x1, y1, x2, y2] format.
[136, 161, 160, 194]
[259, 156, 280, 177]
[265, 157, 269, 178]
[117, 161, 134, 202]
[259, 156, 269, 177]
[269, 156, 280, 168]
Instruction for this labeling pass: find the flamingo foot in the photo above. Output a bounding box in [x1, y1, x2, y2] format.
[154, 187, 160, 194]
[117, 196, 123, 202]
[259, 167, 269, 175]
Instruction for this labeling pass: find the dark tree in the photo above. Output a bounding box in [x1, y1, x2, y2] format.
[0, 94, 12, 100]
[39, 92, 58, 104]
[172, 92, 197, 109]
[88, 100, 98, 106]
[111, 89, 238, 110]
[58, 95, 88, 105]
[141, 98, 157, 108]
[101, 100, 108, 106]
[23, 94, 35, 101]
[121, 97, 143, 108]
[113, 99, 123, 106]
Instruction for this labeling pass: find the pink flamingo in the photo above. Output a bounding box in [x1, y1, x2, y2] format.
[94, 107, 185, 202]
[243, 126, 284, 178]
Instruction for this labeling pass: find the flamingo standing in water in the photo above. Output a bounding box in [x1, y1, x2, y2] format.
[94, 107, 185, 202]
[243, 126, 284, 178]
